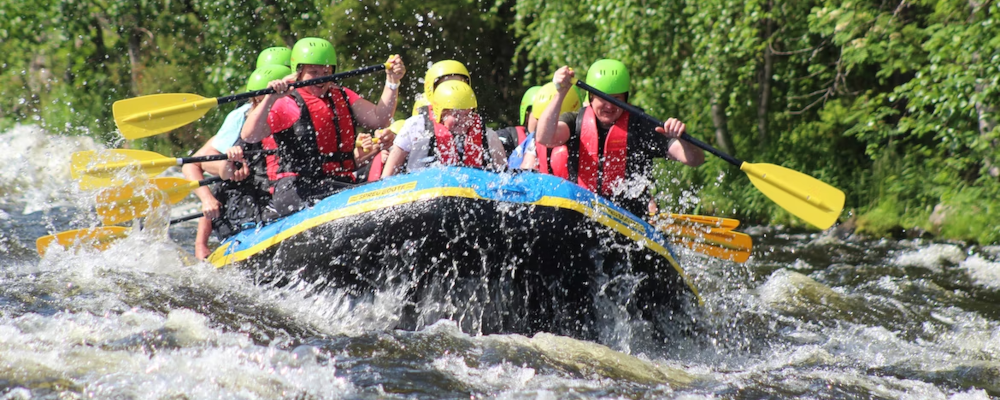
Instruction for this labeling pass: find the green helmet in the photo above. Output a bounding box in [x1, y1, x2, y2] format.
[256, 47, 292, 68]
[585, 59, 630, 95]
[290, 37, 337, 72]
[519, 86, 542, 125]
[247, 65, 293, 91]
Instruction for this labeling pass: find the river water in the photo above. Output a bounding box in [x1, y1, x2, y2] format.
[1, 124, 998, 399]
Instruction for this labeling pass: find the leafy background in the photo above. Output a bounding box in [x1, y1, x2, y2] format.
[2, 0, 998, 242]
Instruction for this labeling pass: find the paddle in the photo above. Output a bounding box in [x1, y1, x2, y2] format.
[575, 81, 846, 230]
[71, 149, 275, 189]
[96, 177, 222, 225]
[660, 213, 739, 231]
[35, 212, 204, 257]
[655, 222, 753, 263]
[113, 63, 389, 139]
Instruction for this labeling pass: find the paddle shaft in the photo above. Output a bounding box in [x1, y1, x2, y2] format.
[169, 213, 204, 224]
[178, 149, 276, 165]
[575, 81, 742, 167]
[216, 64, 387, 106]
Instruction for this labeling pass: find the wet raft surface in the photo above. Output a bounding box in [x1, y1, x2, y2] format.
[219, 169, 695, 339]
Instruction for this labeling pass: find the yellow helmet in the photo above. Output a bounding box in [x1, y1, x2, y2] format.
[531, 82, 582, 119]
[412, 96, 430, 116]
[431, 80, 477, 123]
[424, 60, 471, 97]
[388, 119, 407, 133]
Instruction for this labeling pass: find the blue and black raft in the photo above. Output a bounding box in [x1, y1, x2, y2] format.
[207, 167, 701, 339]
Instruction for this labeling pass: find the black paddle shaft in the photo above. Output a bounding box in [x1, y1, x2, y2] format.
[178, 149, 277, 164]
[574, 80, 743, 167]
[216, 64, 387, 106]
[168, 213, 204, 224]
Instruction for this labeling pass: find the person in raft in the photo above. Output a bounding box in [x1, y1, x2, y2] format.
[380, 80, 507, 177]
[511, 82, 583, 172]
[182, 46, 292, 259]
[534, 59, 705, 217]
[355, 119, 403, 182]
[413, 60, 472, 118]
[240, 37, 406, 217]
[496, 85, 541, 169]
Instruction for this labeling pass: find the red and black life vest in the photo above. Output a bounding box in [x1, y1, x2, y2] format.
[272, 88, 357, 181]
[546, 106, 631, 196]
[422, 110, 487, 168]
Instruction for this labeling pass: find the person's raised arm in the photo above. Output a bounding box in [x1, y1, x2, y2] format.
[353, 55, 406, 130]
[535, 66, 573, 147]
[241, 79, 291, 144]
[656, 118, 705, 167]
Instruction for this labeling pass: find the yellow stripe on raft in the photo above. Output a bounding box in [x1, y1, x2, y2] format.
[207, 187, 702, 305]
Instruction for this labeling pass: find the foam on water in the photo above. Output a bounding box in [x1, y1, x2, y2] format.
[0, 124, 103, 214]
[959, 255, 1000, 289]
[3, 126, 999, 398]
[892, 243, 967, 271]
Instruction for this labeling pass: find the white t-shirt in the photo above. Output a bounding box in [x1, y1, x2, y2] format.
[394, 114, 494, 172]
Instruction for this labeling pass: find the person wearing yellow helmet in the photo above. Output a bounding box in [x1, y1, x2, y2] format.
[411, 60, 472, 119]
[534, 60, 705, 217]
[423, 60, 471, 98]
[181, 62, 292, 259]
[381, 80, 507, 177]
[240, 37, 406, 217]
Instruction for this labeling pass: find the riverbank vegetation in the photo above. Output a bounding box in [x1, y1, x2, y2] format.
[2, 0, 997, 242]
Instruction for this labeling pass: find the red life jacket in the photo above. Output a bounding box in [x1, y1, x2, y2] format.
[367, 152, 387, 182]
[577, 106, 629, 196]
[535, 142, 569, 178]
[431, 113, 485, 167]
[272, 88, 357, 181]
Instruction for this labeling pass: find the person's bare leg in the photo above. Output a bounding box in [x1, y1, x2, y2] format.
[195, 216, 213, 260]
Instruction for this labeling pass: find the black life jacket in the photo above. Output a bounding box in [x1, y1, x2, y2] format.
[210, 138, 273, 238]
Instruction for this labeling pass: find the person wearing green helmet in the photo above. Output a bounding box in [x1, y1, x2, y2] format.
[515, 82, 581, 172]
[495, 85, 542, 167]
[256, 46, 292, 68]
[534, 60, 705, 217]
[240, 37, 406, 217]
[182, 63, 293, 259]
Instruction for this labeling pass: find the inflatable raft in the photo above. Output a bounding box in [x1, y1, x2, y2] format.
[207, 167, 700, 338]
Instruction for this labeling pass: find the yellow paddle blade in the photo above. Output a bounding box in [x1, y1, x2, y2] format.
[71, 150, 180, 189]
[661, 213, 740, 231]
[658, 223, 753, 263]
[113, 93, 220, 139]
[95, 178, 199, 225]
[36, 227, 131, 257]
[740, 162, 845, 230]
[670, 236, 751, 264]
